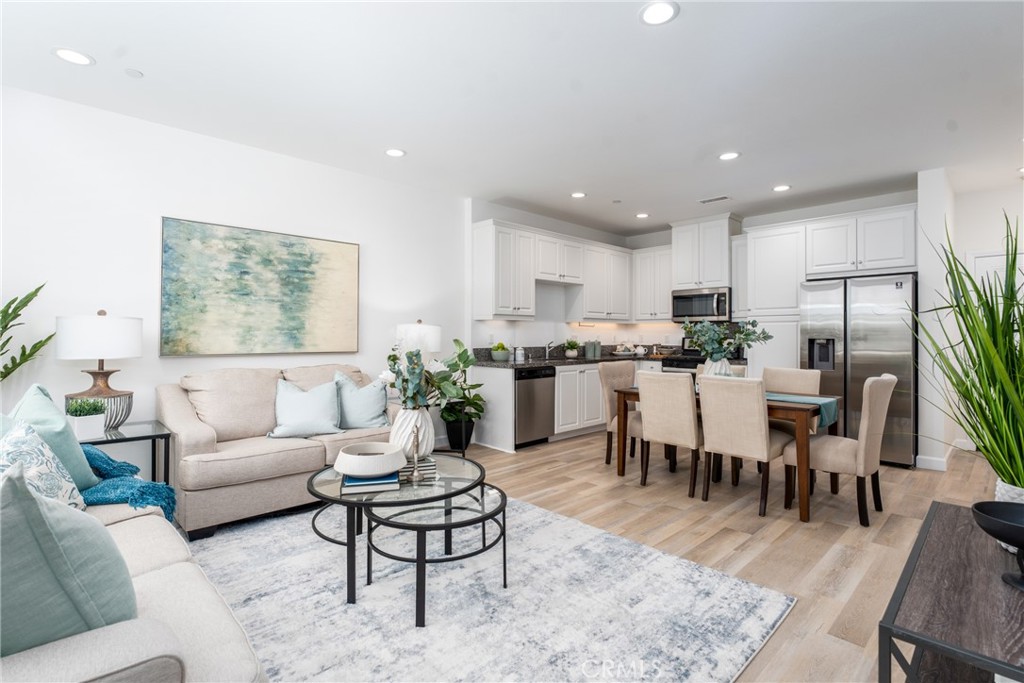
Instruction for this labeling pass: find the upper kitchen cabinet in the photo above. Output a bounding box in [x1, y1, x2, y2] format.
[573, 246, 631, 320]
[670, 214, 741, 289]
[472, 220, 536, 319]
[536, 235, 584, 284]
[632, 246, 672, 321]
[806, 206, 916, 278]
[730, 235, 749, 319]
[747, 224, 806, 316]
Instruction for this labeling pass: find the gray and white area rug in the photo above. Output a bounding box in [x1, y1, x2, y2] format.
[190, 499, 794, 682]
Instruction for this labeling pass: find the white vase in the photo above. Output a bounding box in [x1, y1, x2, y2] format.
[994, 478, 1024, 552]
[703, 358, 733, 377]
[390, 408, 435, 461]
[565, 349, 578, 358]
[67, 414, 107, 440]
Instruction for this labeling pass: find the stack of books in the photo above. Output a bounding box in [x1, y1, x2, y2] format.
[398, 456, 438, 483]
[341, 471, 400, 495]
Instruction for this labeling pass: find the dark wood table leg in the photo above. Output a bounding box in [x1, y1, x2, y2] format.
[796, 412, 811, 522]
[616, 392, 628, 476]
[416, 530, 427, 627]
[347, 506, 358, 604]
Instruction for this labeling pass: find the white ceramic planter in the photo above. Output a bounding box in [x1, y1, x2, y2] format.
[389, 408, 435, 460]
[68, 414, 106, 440]
[703, 358, 733, 377]
[994, 478, 1024, 552]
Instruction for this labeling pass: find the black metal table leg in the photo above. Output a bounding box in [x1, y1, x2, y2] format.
[501, 508, 507, 589]
[347, 506, 358, 604]
[366, 515, 374, 586]
[416, 530, 427, 627]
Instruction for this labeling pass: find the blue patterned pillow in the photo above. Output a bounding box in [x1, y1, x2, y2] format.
[0, 422, 85, 510]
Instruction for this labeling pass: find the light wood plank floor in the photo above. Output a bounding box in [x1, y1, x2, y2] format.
[464, 433, 996, 682]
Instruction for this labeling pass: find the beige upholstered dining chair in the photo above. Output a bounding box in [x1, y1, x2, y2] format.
[698, 376, 796, 515]
[598, 360, 643, 466]
[635, 371, 703, 492]
[763, 367, 822, 436]
[782, 373, 897, 526]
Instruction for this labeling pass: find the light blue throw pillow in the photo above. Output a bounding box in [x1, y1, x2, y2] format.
[10, 384, 101, 491]
[0, 422, 86, 510]
[0, 462, 137, 656]
[268, 379, 343, 438]
[335, 371, 389, 429]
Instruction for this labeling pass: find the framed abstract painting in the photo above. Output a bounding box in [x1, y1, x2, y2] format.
[160, 217, 359, 356]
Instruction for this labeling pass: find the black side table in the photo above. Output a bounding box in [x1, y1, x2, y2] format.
[879, 501, 1024, 681]
[80, 420, 172, 484]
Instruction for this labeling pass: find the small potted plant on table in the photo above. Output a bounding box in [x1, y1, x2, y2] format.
[564, 339, 580, 358]
[66, 398, 107, 439]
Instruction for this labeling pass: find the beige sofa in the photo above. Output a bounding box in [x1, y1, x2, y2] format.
[2, 503, 264, 682]
[157, 364, 398, 539]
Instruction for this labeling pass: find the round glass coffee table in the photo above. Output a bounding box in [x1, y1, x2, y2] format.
[307, 454, 489, 608]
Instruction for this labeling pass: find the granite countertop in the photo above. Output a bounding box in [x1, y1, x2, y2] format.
[475, 355, 666, 369]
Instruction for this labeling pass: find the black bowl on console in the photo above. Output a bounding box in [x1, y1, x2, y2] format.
[971, 501, 1024, 591]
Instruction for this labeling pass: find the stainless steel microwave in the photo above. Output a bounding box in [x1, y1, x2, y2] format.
[671, 287, 731, 322]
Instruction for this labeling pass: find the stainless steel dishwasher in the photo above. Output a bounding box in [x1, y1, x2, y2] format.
[514, 365, 556, 448]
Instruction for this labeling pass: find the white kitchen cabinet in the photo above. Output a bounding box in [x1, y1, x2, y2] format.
[472, 220, 535, 319]
[555, 364, 605, 434]
[632, 246, 672, 321]
[748, 224, 806, 316]
[578, 246, 631, 320]
[536, 235, 584, 284]
[730, 235, 748, 319]
[636, 360, 662, 373]
[744, 317, 800, 379]
[670, 214, 740, 289]
[806, 206, 916, 277]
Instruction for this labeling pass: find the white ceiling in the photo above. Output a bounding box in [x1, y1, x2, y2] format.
[2, 1, 1022, 235]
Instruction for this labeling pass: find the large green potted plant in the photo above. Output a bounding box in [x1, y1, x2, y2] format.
[1, 284, 55, 382]
[433, 340, 486, 451]
[914, 215, 1023, 503]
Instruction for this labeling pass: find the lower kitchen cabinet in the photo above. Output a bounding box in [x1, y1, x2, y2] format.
[636, 360, 662, 373]
[555, 365, 605, 434]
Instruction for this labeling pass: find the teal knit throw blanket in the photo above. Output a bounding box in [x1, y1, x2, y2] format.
[81, 444, 176, 521]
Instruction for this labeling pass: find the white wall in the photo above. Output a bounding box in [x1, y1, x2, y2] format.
[1, 88, 467, 468]
[955, 185, 1023, 258]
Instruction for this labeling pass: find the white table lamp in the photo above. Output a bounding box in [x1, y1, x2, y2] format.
[56, 310, 143, 430]
[395, 320, 442, 354]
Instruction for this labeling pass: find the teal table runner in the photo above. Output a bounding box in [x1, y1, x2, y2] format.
[764, 393, 839, 428]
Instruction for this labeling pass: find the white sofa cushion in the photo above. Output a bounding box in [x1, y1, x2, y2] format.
[105, 514, 193, 577]
[178, 436, 326, 490]
[284, 363, 373, 390]
[181, 368, 283, 442]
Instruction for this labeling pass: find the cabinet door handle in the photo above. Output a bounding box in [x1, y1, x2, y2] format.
[858, 260, 863, 264]
[850, 261, 855, 265]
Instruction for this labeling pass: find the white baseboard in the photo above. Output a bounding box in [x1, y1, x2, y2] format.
[915, 449, 952, 472]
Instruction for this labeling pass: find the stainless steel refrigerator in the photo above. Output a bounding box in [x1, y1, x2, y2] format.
[799, 274, 917, 466]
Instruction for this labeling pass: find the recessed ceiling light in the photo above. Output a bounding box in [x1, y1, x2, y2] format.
[52, 48, 95, 66]
[124, 68, 144, 79]
[773, 185, 791, 192]
[571, 192, 586, 199]
[718, 152, 741, 161]
[636, 213, 650, 219]
[385, 149, 406, 158]
[640, 1, 679, 26]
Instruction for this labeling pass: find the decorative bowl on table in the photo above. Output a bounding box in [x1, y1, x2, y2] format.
[334, 442, 407, 477]
[491, 349, 510, 362]
[971, 501, 1024, 591]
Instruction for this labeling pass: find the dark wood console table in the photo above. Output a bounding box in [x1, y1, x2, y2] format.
[879, 501, 1024, 682]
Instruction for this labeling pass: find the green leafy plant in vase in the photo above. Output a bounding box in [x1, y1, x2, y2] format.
[680, 319, 773, 376]
[65, 397, 107, 440]
[564, 339, 580, 358]
[914, 215, 1023, 539]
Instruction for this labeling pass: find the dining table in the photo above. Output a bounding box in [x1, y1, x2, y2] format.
[614, 385, 840, 523]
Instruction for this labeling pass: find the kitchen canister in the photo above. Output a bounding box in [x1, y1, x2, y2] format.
[514, 347, 526, 363]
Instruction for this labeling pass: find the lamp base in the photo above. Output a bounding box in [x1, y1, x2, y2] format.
[66, 369, 133, 431]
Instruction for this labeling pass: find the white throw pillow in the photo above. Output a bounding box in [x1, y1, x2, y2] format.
[335, 371, 389, 429]
[267, 379, 343, 438]
[0, 422, 86, 510]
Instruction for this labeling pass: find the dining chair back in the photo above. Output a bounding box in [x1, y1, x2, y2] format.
[698, 376, 795, 515]
[598, 360, 643, 465]
[782, 373, 897, 526]
[635, 371, 703, 493]
[763, 367, 822, 434]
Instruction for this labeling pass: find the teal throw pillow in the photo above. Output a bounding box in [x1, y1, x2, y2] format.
[10, 384, 101, 491]
[335, 371, 389, 429]
[0, 422, 86, 510]
[268, 379, 343, 438]
[0, 462, 137, 656]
